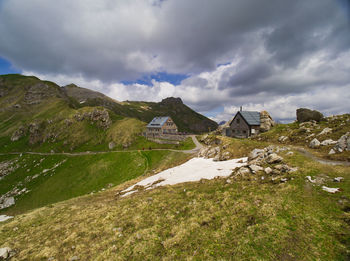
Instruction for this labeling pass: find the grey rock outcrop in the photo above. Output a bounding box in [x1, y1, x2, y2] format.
[266, 153, 283, 164]
[320, 139, 337, 146]
[260, 111, 275, 132]
[317, 127, 332, 136]
[309, 138, 320, 149]
[11, 126, 26, 141]
[296, 108, 324, 123]
[333, 132, 350, 153]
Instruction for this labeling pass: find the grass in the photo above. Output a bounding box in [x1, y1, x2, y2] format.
[0, 148, 349, 260]
[0, 150, 191, 215]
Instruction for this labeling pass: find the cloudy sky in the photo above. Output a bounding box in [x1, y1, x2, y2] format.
[0, 0, 349, 122]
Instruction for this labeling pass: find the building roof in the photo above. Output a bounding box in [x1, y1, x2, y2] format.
[231, 111, 260, 126]
[147, 116, 170, 128]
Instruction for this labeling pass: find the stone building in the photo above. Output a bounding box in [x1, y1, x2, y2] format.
[146, 116, 178, 137]
[225, 110, 261, 138]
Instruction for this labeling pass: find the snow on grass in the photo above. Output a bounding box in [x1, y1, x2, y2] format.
[121, 157, 247, 197]
[0, 215, 13, 222]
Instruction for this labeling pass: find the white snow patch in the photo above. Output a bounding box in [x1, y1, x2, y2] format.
[0, 215, 13, 222]
[121, 157, 247, 197]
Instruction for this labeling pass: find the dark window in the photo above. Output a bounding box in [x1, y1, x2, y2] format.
[237, 119, 240, 124]
[243, 130, 247, 134]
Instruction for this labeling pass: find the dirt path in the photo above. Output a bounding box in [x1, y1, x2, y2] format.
[0, 136, 203, 157]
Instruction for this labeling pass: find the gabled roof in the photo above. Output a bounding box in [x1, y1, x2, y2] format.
[147, 116, 170, 128]
[231, 111, 260, 126]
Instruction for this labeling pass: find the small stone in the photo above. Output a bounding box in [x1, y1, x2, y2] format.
[264, 167, 272, 175]
[280, 178, 288, 183]
[226, 179, 232, 184]
[0, 247, 12, 259]
[237, 167, 251, 175]
[69, 256, 79, 261]
[266, 153, 283, 164]
[334, 177, 344, 182]
[317, 127, 332, 136]
[321, 139, 337, 146]
[328, 149, 336, 155]
[309, 138, 321, 149]
[286, 151, 294, 156]
[108, 141, 115, 150]
[249, 164, 264, 173]
[322, 186, 340, 193]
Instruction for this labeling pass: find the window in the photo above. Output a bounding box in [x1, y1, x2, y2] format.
[243, 130, 247, 134]
[237, 119, 240, 124]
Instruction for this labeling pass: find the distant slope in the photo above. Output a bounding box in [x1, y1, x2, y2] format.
[62, 83, 218, 133]
[0, 74, 215, 152]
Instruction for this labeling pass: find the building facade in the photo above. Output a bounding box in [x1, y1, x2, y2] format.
[146, 116, 178, 137]
[226, 111, 260, 138]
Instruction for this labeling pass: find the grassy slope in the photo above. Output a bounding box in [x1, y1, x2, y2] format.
[255, 114, 350, 161]
[0, 147, 349, 260]
[0, 151, 191, 215]
[0, 74, 196, 153]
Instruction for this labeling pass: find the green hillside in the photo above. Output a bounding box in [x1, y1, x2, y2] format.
[0, 140, 349, 260]
[0, 74, 209, 153]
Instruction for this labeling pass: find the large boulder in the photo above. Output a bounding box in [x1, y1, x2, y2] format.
[260, 111, 275, 132]
[333, 132, 350, 153]
[296, 108, 324, 123]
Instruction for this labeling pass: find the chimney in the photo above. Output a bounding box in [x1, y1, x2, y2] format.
[240, 106, 242, 111]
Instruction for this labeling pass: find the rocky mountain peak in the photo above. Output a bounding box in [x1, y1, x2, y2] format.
[161, 97, 183, 105]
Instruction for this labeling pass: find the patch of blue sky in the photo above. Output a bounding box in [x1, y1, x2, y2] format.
[121, 72, 188, 86]
[0, 57, 20, 75]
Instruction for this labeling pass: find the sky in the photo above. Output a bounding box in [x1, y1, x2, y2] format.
[0, 0, 349, 123]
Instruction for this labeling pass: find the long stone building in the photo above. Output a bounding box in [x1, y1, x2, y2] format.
[145, 116, 178, 137]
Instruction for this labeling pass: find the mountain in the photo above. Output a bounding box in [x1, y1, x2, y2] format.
[61, 83, 218, 133]
[0, 74, 217, 153]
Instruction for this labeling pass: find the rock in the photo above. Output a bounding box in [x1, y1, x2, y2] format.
[11, 126, 26, 141]
[280, 178, 288, 183]
[264, 167, 272, 175]
[322, 186, 340, 193]
[286, 151, 294, 156]
[248, 149, 264, 160]
[321, 139, 337, 146]
[237, 167, 251, 176]
[226, 179, 232, 184]
[296, 108, 324, 123]
[328, 149, 336, 155]
[306, 176, 316, 183]
[1, 197, 15, 209]
[249, 164, 263, 173]
[28, 122, 43, 144]
[333, 132, 350, 153]
[90, 109, 111, 129]
[259, 111, 275, 132]
[317, 127, 332, 136]
[219, 151, 231, 161]
[0, 247, 12, 259]
[278, 136, 288, 143]
[309, 138, 320, 149]
[213, 154, 220, 162]
[334, 177, 344, 182]
[274, 164, 290, 173]
[266, 153, 283, 164]
[108, 141, 115, 150]
[69, 256, 79, 261]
